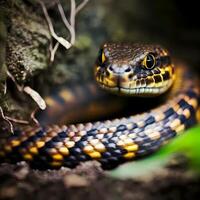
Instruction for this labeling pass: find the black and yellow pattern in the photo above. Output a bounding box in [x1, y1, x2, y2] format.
[0, 43, 199, 169]
[95, 43, 175, 96]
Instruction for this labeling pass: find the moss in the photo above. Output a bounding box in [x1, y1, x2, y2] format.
[0, 0, 51, 122]
[5, 1, 50, 84]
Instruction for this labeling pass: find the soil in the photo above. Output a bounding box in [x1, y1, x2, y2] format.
[0, 160, 200, 200]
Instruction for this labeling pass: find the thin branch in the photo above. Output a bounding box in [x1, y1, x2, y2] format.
[0, 106, 29, 134]
[40, 0, 89, 61]
[39, 0, 72, 49]
[70, 0, 76, 44]
[7, 70, 23, 92]
[57, 1, 72, 33]
[39, 0, 74, 61]
[70, 0, 76, 28]
[7, 71, 46, 111]
[50, 42, 60, 62]
[0, 106, 14, 133]
[24, 86, 46, 110]
[58, 0, 89, 45]
[57, 1, 75, 44]
[6, 116, 29, 125]
[76, 0, 89, 15]
[31, 109, 40, 126]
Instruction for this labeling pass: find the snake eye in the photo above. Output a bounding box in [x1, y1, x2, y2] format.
[97, 48, 106, 65]
[143, 53, 156, 69]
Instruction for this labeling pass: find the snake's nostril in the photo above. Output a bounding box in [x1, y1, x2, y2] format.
[108, 65, 114, 71]
[125, 67, 131, 73]
[128, 74, 134, 79]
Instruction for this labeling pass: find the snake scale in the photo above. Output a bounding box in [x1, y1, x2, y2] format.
[0, 43, 199, 169]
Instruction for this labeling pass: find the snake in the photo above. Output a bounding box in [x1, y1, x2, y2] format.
[0, 43, 199, 169]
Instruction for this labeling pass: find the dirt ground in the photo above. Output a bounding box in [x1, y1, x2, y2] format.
[0, 160, 200, 200]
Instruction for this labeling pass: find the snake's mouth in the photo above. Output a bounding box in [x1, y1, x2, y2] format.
[95, 69, 174, 96]
[97, 80, 174, 96]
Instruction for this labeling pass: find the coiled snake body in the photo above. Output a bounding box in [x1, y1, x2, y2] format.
[0, 43, 199, 169]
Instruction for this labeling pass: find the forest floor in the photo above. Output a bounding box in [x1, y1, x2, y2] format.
[0, 160, 200, 200]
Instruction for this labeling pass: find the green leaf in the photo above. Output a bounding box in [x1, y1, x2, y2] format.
[109, 125, 200, 179]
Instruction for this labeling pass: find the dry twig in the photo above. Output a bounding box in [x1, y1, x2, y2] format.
[39, 0, 72, 50]
[7, 71, 46, 111]
[75, 0, 89, 15]
[23, 86, 46, 110]
[30, 108, 40, 126]
[49, 41, 60, 62]
[5, 116, 29, 125]
[39, 0, 89, 62]
[0, 106, 29, 133]
[6, 71, 45, 126]
[0, 106, 14, 133]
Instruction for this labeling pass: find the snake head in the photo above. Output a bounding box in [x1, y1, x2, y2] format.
[94, 43, 175, 96]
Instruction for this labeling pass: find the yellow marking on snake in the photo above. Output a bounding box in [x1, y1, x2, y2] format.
[123, 152, 135, 159]
[88, 151, 101, 159]
[94, 143, 106, 152]
[59, 89, 75, 102]
[50, 161, 62, 167]
[83, 145, 94, 153]
[124, 144, 138, 152]
[10, 140, 20, 147]
[23, 154, 33, 160]
[45, 97, 57, 106]
[52, 154, 63, 161]
[59, 147, 69, 156]
[36, 141, 45, 148]
[29, 147, 38, 155]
